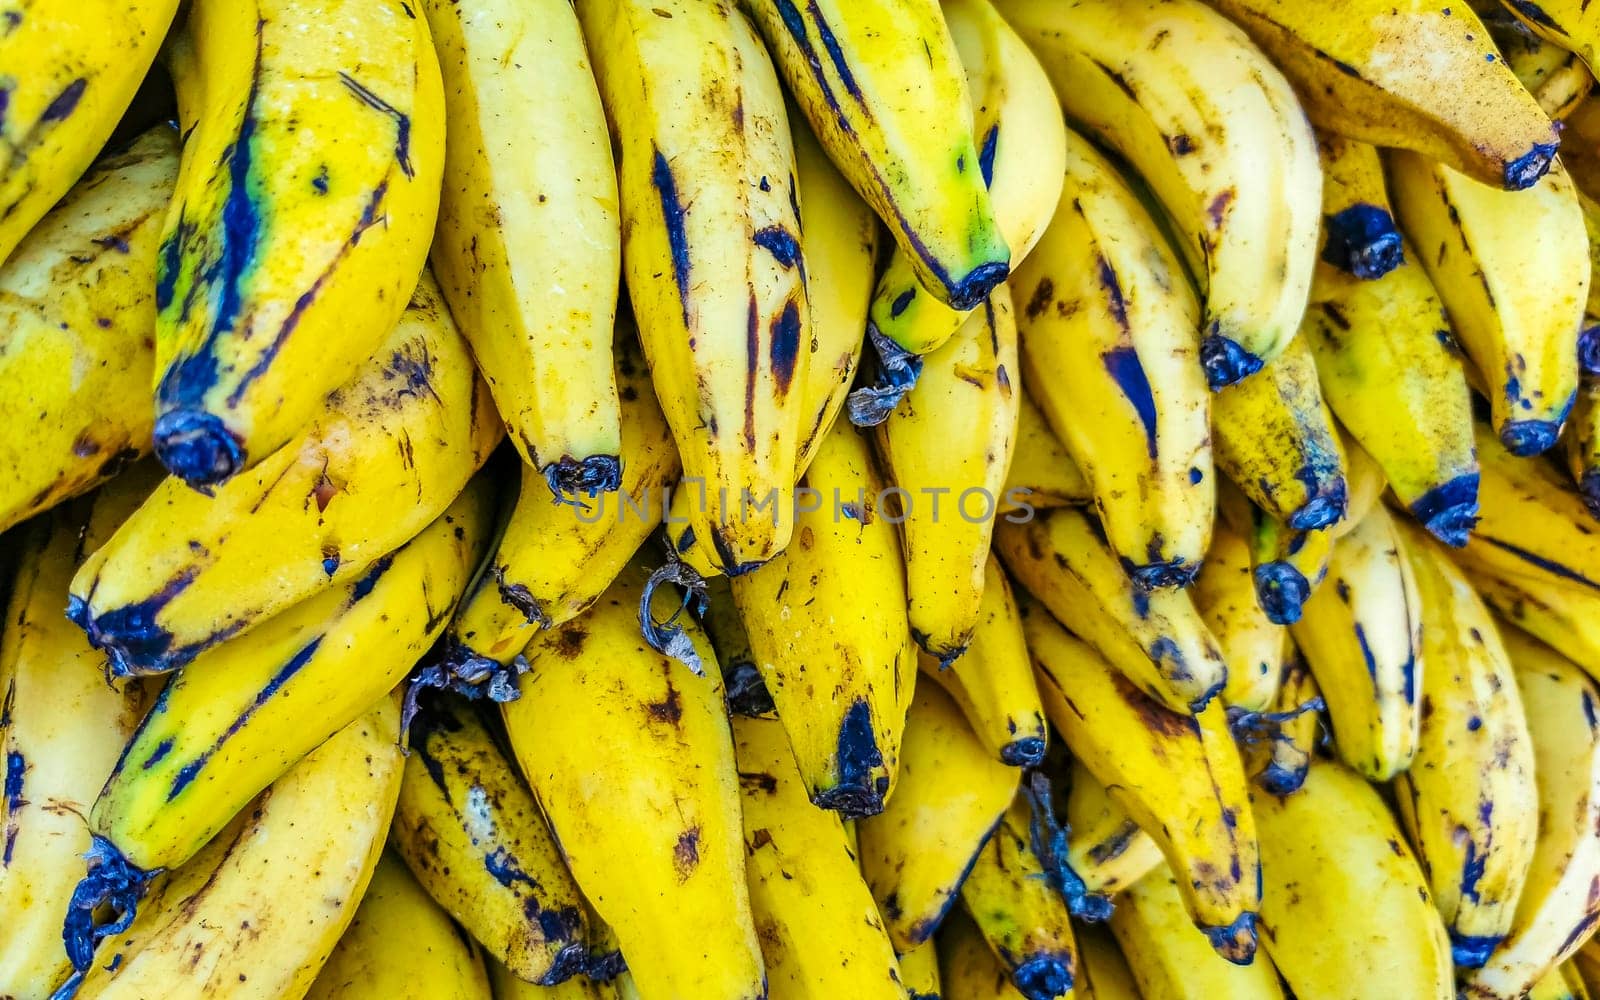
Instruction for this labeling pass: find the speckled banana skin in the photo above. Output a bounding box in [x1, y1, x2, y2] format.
[1496, 0, 1600, 80]
[1063, 756, 1163, 897]
[935, 909, 1028, 1000]
[152, 0, 445, 487]
[1489, 12, 1596, 120]
[1241, 649, 1322, 797]
[0, 0, 179, 266]
[743, 0, 1010, 312]
[1194, 518, 1290, 713]
[66, 273, 500, 677]
[996, 0, 1321, 389]
[0, 129, 177, 536]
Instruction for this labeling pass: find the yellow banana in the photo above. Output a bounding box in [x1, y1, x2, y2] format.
[1489, 11, 1597, 120]
[491, 960, 620, 1000]
[503, 563, 764, 1000]
[1013, 125, 1213, 590]
[1240, 650, 1324, 797]
[936, 909, 1030, 1000]
[731, 713, 905, 1000]
[1251, 760, 1454, 1000]
[1215, 479, 1333, 628]
[1312, 134, 1404, 280]
[423, 0, 622, 496]
[1004, 387, 1091, 511]
[1393, 522, 1538, 967]
[858, 682, 1020, 952]
[153, 0, 445, 486]
[1388, 150, 1587, 455]
[995, 0, 1321, 388]
[743, 0, 1010, 312]
[1028, 606, 1261, 963]
[0, 129, 176, 536]
[304, 852, 492, 1000]
[580, 0, 809, 573]
[1063, 758, 1163, 899]
[1194, 518, 1290, 712]
[67, 272, 500, 676]
[1532, 966, 1590, 1000]
[1566, 378, 1600, 516]
[898, 940, 942, 1000]
[1496, 0, 1600, 76]
[995, 507, 1227, 713]
[1076, 925, 1141, 1000]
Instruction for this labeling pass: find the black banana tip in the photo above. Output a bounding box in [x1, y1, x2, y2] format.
[911, 627, 969, 669]
[811, 781, 886, 819]
[542, 455, 622, 502]
[1255, 562, 1311, 626]
[1000, 737, 1047, 768]
[152, 409, 243, 487]
[1012, 956, 1074, 1000]
[724, 660, 776, 717]
[1580, 324, 1600, 376]
[1255, 761, 1308, 797]
[1205, 911, 1260, 965]
[1500, 418, 1562, 457]
[816, 699, 889, 819]
[945, 260, 1010, 312]
[61, 836, 156, 975]
[1200, 334, 1264, 390]
[1289, 489, 1348, 531]
[1321, 204, 1404, 280]
[1409, 474, 1480, 547]
[1581, 471, 1600, 523]
[75, 603, 175, 676]
[1503, 143, 1558, 191]
[1122, 556, 1200, 591]
[1189, 677, 1227, 714]
[537, 943, 591, 986]
[1450, 932, 1504, 969]
[585, 948, 627, 983]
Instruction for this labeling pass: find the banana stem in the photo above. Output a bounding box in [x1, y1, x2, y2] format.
[846, 326, 925, 427]
[637, 556, 709, 675]
[59, 835, 159, 985]
[1022, 771, 1115, 923]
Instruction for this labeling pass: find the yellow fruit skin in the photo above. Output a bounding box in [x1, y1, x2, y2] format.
[1497, 0, 1600, 79]
[898, 939, 942, 1000]
[1003, 387, 1092, 510]
[152, 0, 446, 487]
[1075, 925, 1141, 1000]
[1196, 519, 1290, 713]
[1064, 758, 1163, 898]
[936, 909, 1030, 1000]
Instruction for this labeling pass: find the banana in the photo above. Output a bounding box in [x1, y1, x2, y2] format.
[1312, 134, 1404, 280]
[491, 960, 620, 1000]
[1076, 925, 1141, 1000]
[1004, 387, 1092, 511]
[1490, 13, 1597, 120]
[1570, 963, 1597, 1000]
[1463, 626, 1600, 999]
[1496, 0, 1600, 76]
[67, 272, 500, 677]
[1251, 760, 1454, 1000]
[1388, 150, 1587, 455]
[443, 331, 678, 674]
[1215, 478, 1333, 628]
[0, 471, 157, 1000]
[393, 696, 588, 986]
[918, 555, 1047, 767]
[898, 940, 942, 1000]
[959, 797, 1079, 1000]
[994, 507, 1227, 713]
[1194, 518, 1290, 712]
[857, 682, 1020, 952]
[1566, 378, 1600, 517]
[1581, 945, 1600, 998]
[732, 416, 915, 817]
[1289, 503, 1423, 780]
[995, 0, 1321, 388]
[1242, 650, 1324, 797]
[67, 701, 405, 997]
[1028, 605, 1261, 963]
[1392, 521, 1538, 967]
[1110, 863, 1286, 1000]
[1206, 0, 1557, 189]
[0, 0, 179, 266]
[1063, 758, 1164, 899]
[743, 0, 1009, 312]
[580, 0, 809, 573]
[0, 129, 177, 536]
[1334, 429, 1393, 537]
[304, 852, 492, 1000]
[503, 562, 764, 1000]
[152, 0, 445, 486]
[731, 713, 905, 1000]
[423, 0, 621, 497]
[1012, 124, 1213, 590]
[936, 908, 1029, 1000]
[855, 0, 1064, 370]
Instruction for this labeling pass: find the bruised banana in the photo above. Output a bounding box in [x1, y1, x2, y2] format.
[876, 286, 1019, 662]
[1013, 125, 1213, 591]
[423, 0, 622, 496]
[1194, 517, 1291, 712]
[0, 129, 176, 536]
[0, 0, 179, 266]
[581, 0, 809, 573]
[1207, 0, 1557, 189]
[1063, 758, 1164, 899]
[153, 0, 444, 487]
[743, 0, 1010, 312]
[1313, 134, 1403, 280]
[1003, 387, 1092, 511]
[67, 272, 500, 676]
[393, 697, 588, 985]
[995, 507, 1227, 713]
[1388, 150, 1587, 456]
[733, 417, 916, 817]
[996, 0, 1321, 388]
[1028, 606, 1261, 963]
[504, 563, 764, 1000]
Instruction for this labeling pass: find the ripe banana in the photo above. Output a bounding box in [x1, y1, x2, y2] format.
[1462, 626, 1600, 1000]
[995, 0, 1321, 388]
[1215, 478, 1333, 627]
[1242, 650, 1323, 797]
[393, 696, 588, 986]
[1207, 0, 1558, 189]
[1532, 966, 1591, 1000]
[857, 682, 1020, 952]
[1003, 388, 1092, 510]
[504, 562, 764, 1000]
[732, 416, 915, 817]
[1490, 12, 1597, 120]
[936, 908, 1030, 1000]
[1388, 150, 1587, 456]
[1076, 925, 1141, 1000]
[1567, 378, 1600, 517]
[1028, 605, 1261, 963]
[1313, 134, 1404, 280]
[1194, 518, 1290, 712]
[995, 507, 1227, 713]
[1251, 760, 1454, 1000]
[898, 940, 942, 1000]
[580, 0, 809, 573]
[917, 555, 1047, 767]
[1496, 0, 1600, 76]
[423, 0, 622, 497]
[1013, 125, 1213, 590]
[67, 272, 500, 676]
[1290, 503, 1422, 780]
[743, 0, 1010, 312]
[1063, 757, 1164, 898]
[304, 852, 492, 1000]
[1393, 522, 1538, 967]
[153, 0, 445, 487]
[731, 713, 905, 1000]
[491, 959, 620, 1000]
[0, 128, 176, 536]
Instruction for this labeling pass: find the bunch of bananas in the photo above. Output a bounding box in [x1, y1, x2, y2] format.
[9, 0, 1600, 998]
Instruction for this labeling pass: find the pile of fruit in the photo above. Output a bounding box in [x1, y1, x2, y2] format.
[9, 0, 1600, 997]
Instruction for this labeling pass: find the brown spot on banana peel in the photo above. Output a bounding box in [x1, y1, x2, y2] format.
[673, 825, 700, 882]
